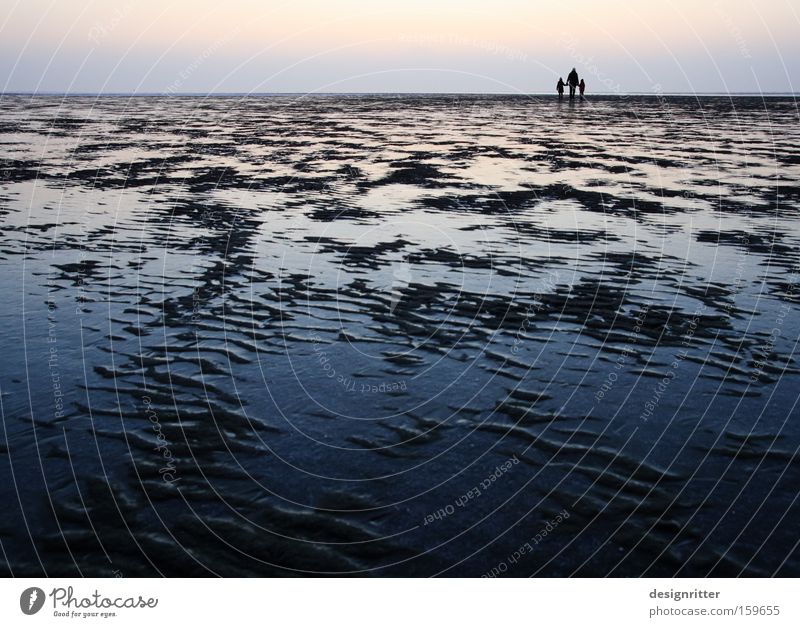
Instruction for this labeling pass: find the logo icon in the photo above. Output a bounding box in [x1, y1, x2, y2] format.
[20, 587, 45, 615]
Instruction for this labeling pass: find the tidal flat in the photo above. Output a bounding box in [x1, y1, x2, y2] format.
[0, 94, 798, 576]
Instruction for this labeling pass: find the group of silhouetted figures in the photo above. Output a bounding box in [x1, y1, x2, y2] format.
[557, 67, 585, 99]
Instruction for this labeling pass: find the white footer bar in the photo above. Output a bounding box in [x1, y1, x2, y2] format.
[1, 578, 796, 626]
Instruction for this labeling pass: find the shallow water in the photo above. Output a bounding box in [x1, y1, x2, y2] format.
[0, 94, 799, 576]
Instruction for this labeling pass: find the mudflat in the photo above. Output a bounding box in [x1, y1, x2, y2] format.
[0, 94, 798, 576]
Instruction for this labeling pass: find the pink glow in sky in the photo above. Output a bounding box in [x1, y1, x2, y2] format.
[1, 0, 798, 93]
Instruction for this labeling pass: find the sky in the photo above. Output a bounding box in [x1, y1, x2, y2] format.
[1, 0, 798, 94]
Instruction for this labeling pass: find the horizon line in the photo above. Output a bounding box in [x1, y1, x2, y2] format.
[2, 91, 799, 98]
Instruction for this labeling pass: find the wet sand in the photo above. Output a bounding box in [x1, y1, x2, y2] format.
[0, 94, 798, 576]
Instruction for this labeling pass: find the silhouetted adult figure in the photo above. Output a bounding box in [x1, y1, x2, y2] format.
[567, 68, 579, 99]
[557, 78, 565, 99]
[579, 79, 586, 98]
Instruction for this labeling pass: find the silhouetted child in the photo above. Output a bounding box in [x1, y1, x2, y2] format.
[557, 78, 565, 99]
[579, 79, 586, 98]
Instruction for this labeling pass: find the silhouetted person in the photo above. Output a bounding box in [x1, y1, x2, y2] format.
[557, 78, 565, 99]
[579, 79, 586, 98]
[567, 67, 579, 99]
